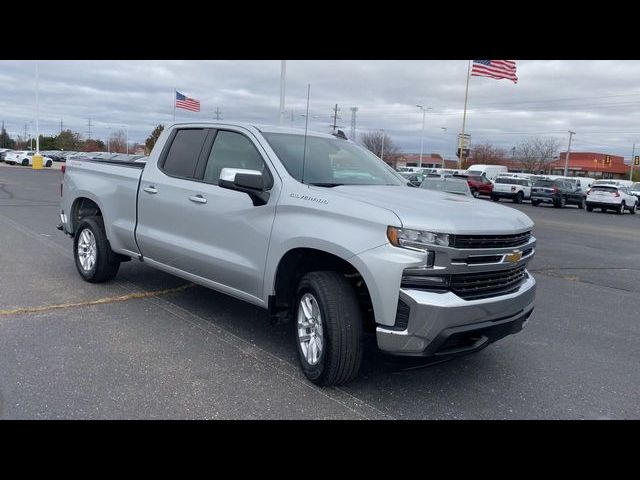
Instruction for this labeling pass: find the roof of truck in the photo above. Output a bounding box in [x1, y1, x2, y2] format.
[168, 122, 348, 140]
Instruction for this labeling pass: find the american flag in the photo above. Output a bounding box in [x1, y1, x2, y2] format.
[471, 60, 518, 84]
[175, 91, 201, 112]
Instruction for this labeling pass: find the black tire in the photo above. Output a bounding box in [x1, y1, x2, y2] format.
[586, 205, 593, 212]
[630, 202, 637, 214]
[531, 200, 540, 206]
[45, 160, 52, 167]
[21, 159, 28, 166]
[513, 192, 523, 204]
[578, 197, 586, 209]
[471, 188, 479, 198]
[560, 196, 566, 208]
[618, 202, 625, 215]
[73, 216, 120, 283]
[294, 271, 363, 386]
[491, 195, 499, 202]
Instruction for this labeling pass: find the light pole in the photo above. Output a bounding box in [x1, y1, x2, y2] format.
[416, 105, 431, 168]
[279, 60, 286, 126]
[563, 130, 575, 177]
[380, 129, 385, 161]
[35, 60, 39, 154]
[440, 127, 447, 167]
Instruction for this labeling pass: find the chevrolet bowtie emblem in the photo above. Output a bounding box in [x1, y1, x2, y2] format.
[504, 250, 522, 263]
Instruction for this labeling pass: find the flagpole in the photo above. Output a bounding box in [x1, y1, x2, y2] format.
[173, 88, 176, 122]
[459, 60, 471, 169]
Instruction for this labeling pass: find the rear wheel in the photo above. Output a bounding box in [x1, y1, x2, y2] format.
[630, 202, 637, 214]
[618, 202, 625, 215]
[578, 197, 586, 209]
[294, 271, 363, 386]
[73, 216, 120, 283]
[491, 195, 499, 202]
[531, 200, 540, 206]
[513, 192, 524, 204]
[45, 160, 52, 167]
[471, 188, 479, 198]
[586, 205, 593, 212]
[21, 159, 28, 166]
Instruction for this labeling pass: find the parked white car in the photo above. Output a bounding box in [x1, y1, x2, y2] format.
[491, 176, 532, 204]
[560, 176, 595, 193]
[466, 164, 508, 181]
[586, 184, 638, 214]
[630, 182, 640, 200]
[4, 151, 53, 167]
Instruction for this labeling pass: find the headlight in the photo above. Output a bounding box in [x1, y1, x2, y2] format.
[387, 226, 450, 250]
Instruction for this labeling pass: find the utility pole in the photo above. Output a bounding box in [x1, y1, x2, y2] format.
[416, 105, 431, 168]
[349, 107, 358, 141]
[380, 130, 385, 161]
[24, 124, 27, 149]
[563, 130, 575, 177]
[60, 119, 63, 134]
[330, 104, 341, 133]
[35, 60, 40, 154]
[630, 143, 636, 181]
[87, 118, 92, 140]
[214, 107, 222, 121]
[279, 60, 286, 126]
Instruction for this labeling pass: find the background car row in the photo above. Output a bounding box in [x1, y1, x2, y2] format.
[399, 165, 640, 216]
[0, 148, 146, 166]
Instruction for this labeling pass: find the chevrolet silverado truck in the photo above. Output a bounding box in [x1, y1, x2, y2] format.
[58, 122, 537, 386]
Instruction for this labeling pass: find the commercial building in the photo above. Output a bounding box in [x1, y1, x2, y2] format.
[389, 153, 459, 170]
[547, 152, 630, 179]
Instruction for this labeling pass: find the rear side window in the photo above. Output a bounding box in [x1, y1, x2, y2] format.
[203, 130, 266, 184]
[161, 129, 208, 178]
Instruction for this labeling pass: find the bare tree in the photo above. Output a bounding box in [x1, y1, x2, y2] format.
[360, 130, 399, 160]
[463, 142, 507, 168]
[514, 137, 561, 173]
[108, 130, 127, 153]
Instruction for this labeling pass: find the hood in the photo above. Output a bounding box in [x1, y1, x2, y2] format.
[316, 185, 534, 235]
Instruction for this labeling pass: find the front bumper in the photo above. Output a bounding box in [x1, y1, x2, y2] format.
[376, 273, 536, 356]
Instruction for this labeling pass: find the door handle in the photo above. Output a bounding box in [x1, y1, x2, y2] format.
[143, 186, 158, 194]
[189, 195, 207, 204]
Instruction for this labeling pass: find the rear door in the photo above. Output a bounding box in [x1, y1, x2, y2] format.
[136, 127, 213, 269]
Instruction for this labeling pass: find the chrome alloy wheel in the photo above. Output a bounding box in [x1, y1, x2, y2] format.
[297, 293, 324, 366]
[77, 228, 97, 271]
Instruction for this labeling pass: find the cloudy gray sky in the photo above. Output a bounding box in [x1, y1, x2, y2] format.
[2, 60, 640, 161]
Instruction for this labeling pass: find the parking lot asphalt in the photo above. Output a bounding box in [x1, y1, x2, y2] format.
[1, 167, 638, 419]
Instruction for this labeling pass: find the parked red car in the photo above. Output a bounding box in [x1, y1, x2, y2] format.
[455, 174, 494, 198]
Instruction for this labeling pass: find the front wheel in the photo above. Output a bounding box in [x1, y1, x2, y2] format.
[294, 271, 363, 386]
[21, 159, 28, 166]
[471, 188, 479, 198]
[586, 205, 593, 212]
[578, 197, 586, 209]
[629, 202, 637, 214]
[491, 195, 499, 202]
[73, 216, 120, 283]
[45, 160, 52, 167]
[513, 192, 524, 204]
[618, 202, 625, 215]
[531, 200, 540, 206]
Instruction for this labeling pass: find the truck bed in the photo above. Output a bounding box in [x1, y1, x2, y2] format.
[62, 157, 145, 257]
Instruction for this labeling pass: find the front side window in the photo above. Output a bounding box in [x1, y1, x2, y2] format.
[263, 132, 404, 186]
[203, 130, 266, 184]
[162, 129, 208, 178]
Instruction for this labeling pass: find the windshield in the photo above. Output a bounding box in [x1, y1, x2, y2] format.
[421, 178, 471, 196]
[263, 132, 405, 186]
[631, 182, 640, 190]
[534, 180, 555, 187]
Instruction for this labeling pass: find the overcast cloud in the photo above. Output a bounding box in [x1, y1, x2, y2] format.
[2, 60, 640, 161]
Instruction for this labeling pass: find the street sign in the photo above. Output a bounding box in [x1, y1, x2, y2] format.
[457, 133, 471, 150]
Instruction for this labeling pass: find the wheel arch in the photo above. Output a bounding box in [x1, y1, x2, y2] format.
[270, 247, 376, 331]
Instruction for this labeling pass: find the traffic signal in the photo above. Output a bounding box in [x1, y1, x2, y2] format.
[635, 155, 639, 166]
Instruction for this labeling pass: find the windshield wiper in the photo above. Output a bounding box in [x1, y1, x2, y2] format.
[308, 182, 344, 187]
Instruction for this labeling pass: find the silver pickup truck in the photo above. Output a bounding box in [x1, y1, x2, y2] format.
[58, 122, 537, 385]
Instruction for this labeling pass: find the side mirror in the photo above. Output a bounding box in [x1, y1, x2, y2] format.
[218, 168, 271, 206]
